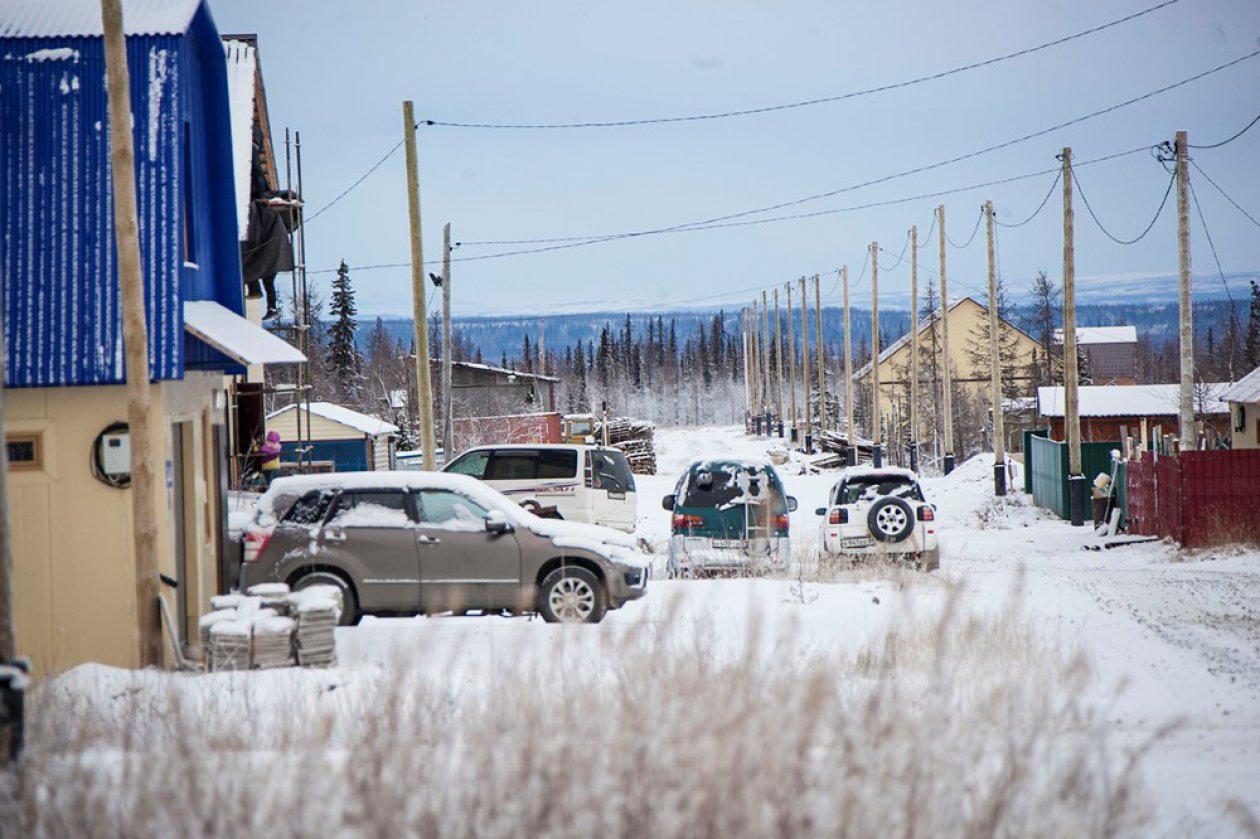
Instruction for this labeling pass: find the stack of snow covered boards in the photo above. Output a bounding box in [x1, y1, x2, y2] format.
[197, 584, 343, 671]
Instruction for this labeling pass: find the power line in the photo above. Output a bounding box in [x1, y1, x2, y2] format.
[1071, 167, 1174, 245]
[1187, 178, 1236, 304]
[946, 208, 983, 248]
[421, 0, 1182, 130]
[994, 170, 1062, 228]
[1187, 111, 1260, 150]
[915, 212, 937, 250]
[876, 230, 913, 272]
[305, 145, 1149, 276]
[1191, 160, 1260, 229]
[303, 139, 404, 224]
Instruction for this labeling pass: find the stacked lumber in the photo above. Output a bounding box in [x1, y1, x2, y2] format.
[598, 417, 657, 475]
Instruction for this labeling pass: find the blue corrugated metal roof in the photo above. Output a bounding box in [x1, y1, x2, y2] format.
[1, 1, 247, 387]
[0, 0, 201, 38]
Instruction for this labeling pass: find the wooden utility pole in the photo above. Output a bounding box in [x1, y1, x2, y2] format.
[441, 223, 453, 463]
[813, 274, 825, 434]
[910, 225, 920, 472]
[786, 282, 799, 442]
[747, 303, 758, 420]
[1062, 148, 1085, 524]
[742, 308, 752, 418]
[103, 0, 161, 667]
[773, 289, 784, 435]
[799, 276, 811, 448]
[759, 292, 770, 424]
[1175, 130, 1195, 452]
[843, 265, 853, 443]
[403, 101, 437, 469]
[871, 242, 882, 464]
[938, 205, 955, 473]
[984, 200, 1006, 495]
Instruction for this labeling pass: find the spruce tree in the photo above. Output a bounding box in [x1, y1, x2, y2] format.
[1246, 280, 1260, 369]
[326, 260, 363, 405]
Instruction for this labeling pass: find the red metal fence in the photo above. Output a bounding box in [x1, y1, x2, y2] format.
[1126, 449, 1260, 547]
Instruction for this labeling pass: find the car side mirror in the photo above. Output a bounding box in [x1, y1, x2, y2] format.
[787, 496, 798, 512]
[814, 507, 826, 516]
[932, 504, 938, 511]
[485, 510, 513, 535]
[661, 495, 675, 511]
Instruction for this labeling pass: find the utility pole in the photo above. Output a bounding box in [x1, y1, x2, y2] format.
[441, 223, 453, 465]
[786, 282, 799, 444]
[1175, 130, 1195, 452]
[813, 274, 825, 436]
[742, 308, 752, 423]
[103, 0, 161, 667]
[747, 304, 757, 431]
[842, 265, 855, 465]
[773, 289, 784, 437]
[938, 205, 955, 474]
[761, 292, 772, 434]
[871, 242, 882, 467]
[985, 200, 1006, 495]
[403, 101, 437, 469]
[799, 276, 812, 451]
[1062, 148, 1085, 524]
[910, 225, 920, 473]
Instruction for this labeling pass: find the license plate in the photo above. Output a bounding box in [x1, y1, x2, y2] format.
[841, 537, 874, 549]
[607, 491, 626, 500]
[711, 539, 743, 549]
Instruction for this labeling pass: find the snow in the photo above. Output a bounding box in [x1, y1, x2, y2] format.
[1038, 382, 1233, 418]
[28, 425, 1260, 832]
[0, 0, 201, 38]
[1220, 364, 1260, 404]
[183, 300, 307, 366]
[22, 47, 77, 63]
[223, 39, 257, 240]
[1053, 325, 1139, 345]
[267, 401, 398, 437]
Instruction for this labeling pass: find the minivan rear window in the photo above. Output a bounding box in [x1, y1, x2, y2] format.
[538, 449, 578, 478]
[589, 450, 634, 493]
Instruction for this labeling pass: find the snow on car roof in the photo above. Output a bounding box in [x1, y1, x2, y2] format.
[840, 465, 917, 481]
[685, 457, 774, 472]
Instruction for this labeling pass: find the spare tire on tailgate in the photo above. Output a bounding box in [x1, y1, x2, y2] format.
[867, 496, 914, 543]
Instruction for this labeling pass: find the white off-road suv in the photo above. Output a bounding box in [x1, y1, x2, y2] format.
[816, 467, 939, 571]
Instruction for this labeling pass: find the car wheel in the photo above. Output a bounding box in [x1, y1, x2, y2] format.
[920, 548, 940, 572]
[538, 566, 606, 624]
[867, 497, 915, 543]
[291, 570, 359, 626]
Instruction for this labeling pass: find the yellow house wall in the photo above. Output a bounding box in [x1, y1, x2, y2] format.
[856, 299, 1040, 434]
[6, 372, 227, 680]
[266, 410, 370, 444]
[1230, 402, 1259, 450]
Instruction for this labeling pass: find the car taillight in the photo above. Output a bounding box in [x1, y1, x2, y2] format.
[917, 506, 935, 522]
[671, 513, 704, 532]
[828, 508, 848, 525]
[775, 514, 790, 531]
[243, 528, 272, 563]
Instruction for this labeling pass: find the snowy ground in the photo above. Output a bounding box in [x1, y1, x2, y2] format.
[26, 425, 1260, 835]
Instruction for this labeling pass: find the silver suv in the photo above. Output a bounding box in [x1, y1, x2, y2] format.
[240, 472, 649, 625]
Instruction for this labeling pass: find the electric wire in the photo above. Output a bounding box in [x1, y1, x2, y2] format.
[876, 230, 913, 272]
[1188, 178, 1236, 304]
[420, 0, 1182, 130]
[1190, 160, 1260, 229]
[994, 170, 1062, 228]
[1187, 111, 1260, 149]
[945, 208, 984, 248]
[1071, 167, 1174, 245]
[915, 212, 937, 249]
[303, 139, 404, 225]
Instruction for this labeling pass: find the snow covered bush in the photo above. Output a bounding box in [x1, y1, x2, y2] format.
[2, 592, 1157, 837]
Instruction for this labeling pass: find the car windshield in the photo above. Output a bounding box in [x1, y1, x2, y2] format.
[680, 464, 781, 510]
[839, 476, 923, 505]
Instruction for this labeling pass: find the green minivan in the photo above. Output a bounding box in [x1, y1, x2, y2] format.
[661, 458, 796, 576]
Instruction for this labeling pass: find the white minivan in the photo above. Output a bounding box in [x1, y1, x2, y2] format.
[442, 444, 638, 533]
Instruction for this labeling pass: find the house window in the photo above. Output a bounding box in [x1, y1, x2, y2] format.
[7, 433, 42, 471]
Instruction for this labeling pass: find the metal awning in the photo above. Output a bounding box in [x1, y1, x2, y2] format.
[183, 300, 305, 365]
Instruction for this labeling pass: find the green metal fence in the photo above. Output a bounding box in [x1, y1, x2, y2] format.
[1024, 431, 1121, 520]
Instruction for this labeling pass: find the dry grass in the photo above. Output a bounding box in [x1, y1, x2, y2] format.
[2, 594, 1159, 838]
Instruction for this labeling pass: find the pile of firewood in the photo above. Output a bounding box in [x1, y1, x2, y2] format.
[597, 417, 657, 475]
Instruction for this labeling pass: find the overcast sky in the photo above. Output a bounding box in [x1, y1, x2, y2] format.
[210, 0, 1260, 318]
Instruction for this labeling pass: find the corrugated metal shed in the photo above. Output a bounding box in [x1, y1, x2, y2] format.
[1038, 383, 1231, 418]
[1, 0, 247, 386]
[0, 0, 200, 38]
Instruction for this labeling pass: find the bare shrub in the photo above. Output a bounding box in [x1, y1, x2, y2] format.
[3, 594, 1156, 838]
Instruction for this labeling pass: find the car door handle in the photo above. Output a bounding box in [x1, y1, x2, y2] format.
[417, 535, 441, 546]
